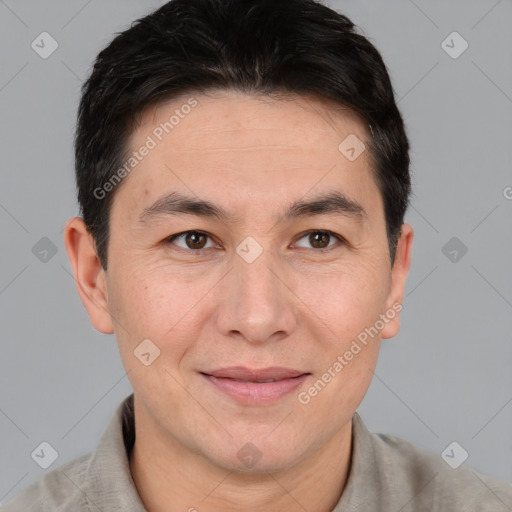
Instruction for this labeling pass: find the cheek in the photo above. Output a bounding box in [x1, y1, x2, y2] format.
[292, 256, 389, 411]
[303, 329, 380, 420]
[108, 268, 197, 404]
[332, 351, 378, 415]
[108, 261, 217, 361]
[295, 256, 391, 340]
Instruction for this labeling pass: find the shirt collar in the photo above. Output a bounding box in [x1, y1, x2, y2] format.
[81, 393, 381, 511]
[332, 411, 384, 511]
[80, 394, 145, 511]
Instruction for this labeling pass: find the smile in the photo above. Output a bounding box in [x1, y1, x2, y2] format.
[200, 367, 310, 405]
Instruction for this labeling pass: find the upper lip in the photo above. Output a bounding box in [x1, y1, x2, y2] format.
[201, 367, 308, 381]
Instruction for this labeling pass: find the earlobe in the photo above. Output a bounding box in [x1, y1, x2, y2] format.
[63, 217, 115, 334]
[381, 223, 414, 340]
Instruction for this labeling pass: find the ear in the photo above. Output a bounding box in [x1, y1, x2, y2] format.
[63, 217, 114, 334]
[381, 223, 413, 339]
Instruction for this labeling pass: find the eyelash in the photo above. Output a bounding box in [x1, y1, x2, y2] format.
[165, 229, 346, 252]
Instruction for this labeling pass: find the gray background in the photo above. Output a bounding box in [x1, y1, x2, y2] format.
[1, 0, 511, 503]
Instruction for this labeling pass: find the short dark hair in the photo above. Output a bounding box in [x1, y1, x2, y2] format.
[75, 0, 411, 270]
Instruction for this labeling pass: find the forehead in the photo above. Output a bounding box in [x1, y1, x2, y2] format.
[113, 91, 382, 221]
[138, 91, 367, 151]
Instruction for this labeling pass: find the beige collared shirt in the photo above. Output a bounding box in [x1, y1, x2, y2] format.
[3, 394, 511, 511]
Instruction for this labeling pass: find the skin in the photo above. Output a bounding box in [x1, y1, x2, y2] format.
[64, 90, 413, 512]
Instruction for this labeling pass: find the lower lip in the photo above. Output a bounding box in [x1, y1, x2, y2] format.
[201, 373, 309, 405]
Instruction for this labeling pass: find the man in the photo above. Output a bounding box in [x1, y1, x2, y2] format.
[4, 0, 510, 510]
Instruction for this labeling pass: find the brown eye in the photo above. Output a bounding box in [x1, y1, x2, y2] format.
[294, 230, 342, 250]
[185, 232, 207, 249]
[168, 230, 214, 250]
[309, 231, 330, 249]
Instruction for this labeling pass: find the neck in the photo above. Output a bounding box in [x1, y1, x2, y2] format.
[129, 401, 353, 512]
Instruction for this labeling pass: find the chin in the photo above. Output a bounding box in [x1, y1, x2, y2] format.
[204, 439, 305, 475]
[232, 455, 300, 475]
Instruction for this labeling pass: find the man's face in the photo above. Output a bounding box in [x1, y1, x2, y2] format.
[83, 91, 411, 472]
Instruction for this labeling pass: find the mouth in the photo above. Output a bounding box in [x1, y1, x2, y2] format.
[199, 367, 310, 405]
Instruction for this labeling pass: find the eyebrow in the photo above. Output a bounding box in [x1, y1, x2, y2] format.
[138, 190, 367, 224]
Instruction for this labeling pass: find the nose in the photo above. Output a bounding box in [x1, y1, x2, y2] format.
[214, 248, 297, 344]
